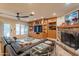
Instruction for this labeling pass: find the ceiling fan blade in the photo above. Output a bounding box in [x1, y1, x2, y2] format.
[16, 12, 30, 20]
[19, 16, 29, 18]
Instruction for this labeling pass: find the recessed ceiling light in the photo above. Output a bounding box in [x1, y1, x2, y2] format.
[41, 17, 44, 19]
[34, 18, 36, 20]
[31, 12, 35, 15]
[65, 3, 71, 5]
[52, 13, 56, 16]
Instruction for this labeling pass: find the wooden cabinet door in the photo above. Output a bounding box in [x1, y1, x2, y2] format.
[48, 30, 56, 39]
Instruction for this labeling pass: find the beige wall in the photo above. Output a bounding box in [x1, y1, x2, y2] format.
[0, 20, 3, 55]
[57, 16, 65, 26]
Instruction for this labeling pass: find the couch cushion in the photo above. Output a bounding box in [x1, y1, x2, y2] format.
[10, 42, 22, 53]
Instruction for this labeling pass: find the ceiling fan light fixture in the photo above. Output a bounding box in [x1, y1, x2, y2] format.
[30, 12, 35, 16]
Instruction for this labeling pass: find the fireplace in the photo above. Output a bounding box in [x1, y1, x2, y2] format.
[61, 31, 79, 50]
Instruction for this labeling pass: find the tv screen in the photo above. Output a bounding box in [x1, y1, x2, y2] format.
[65, 11, 78, 23]
[34, 26, 37, 32]
[34, 25, 42, 33]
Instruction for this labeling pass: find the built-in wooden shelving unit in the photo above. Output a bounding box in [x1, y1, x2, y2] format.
[28, 17, 57, 39]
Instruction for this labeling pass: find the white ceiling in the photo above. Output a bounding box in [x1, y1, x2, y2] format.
[0, 3, 79, 21]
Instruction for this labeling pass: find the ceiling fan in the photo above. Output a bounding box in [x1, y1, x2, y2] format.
[16, 12, 35, 20]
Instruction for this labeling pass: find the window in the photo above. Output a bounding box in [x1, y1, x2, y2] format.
[21, 24, 25, 34]
[24, 25, 29, 34]
[16, 24, 29, 35]
[16, 24, 20, 35]
[4, 24, 11, 37]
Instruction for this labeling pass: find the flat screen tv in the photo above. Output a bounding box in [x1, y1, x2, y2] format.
[65, 11, 79, 24]
[34, 25, 42, 33]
